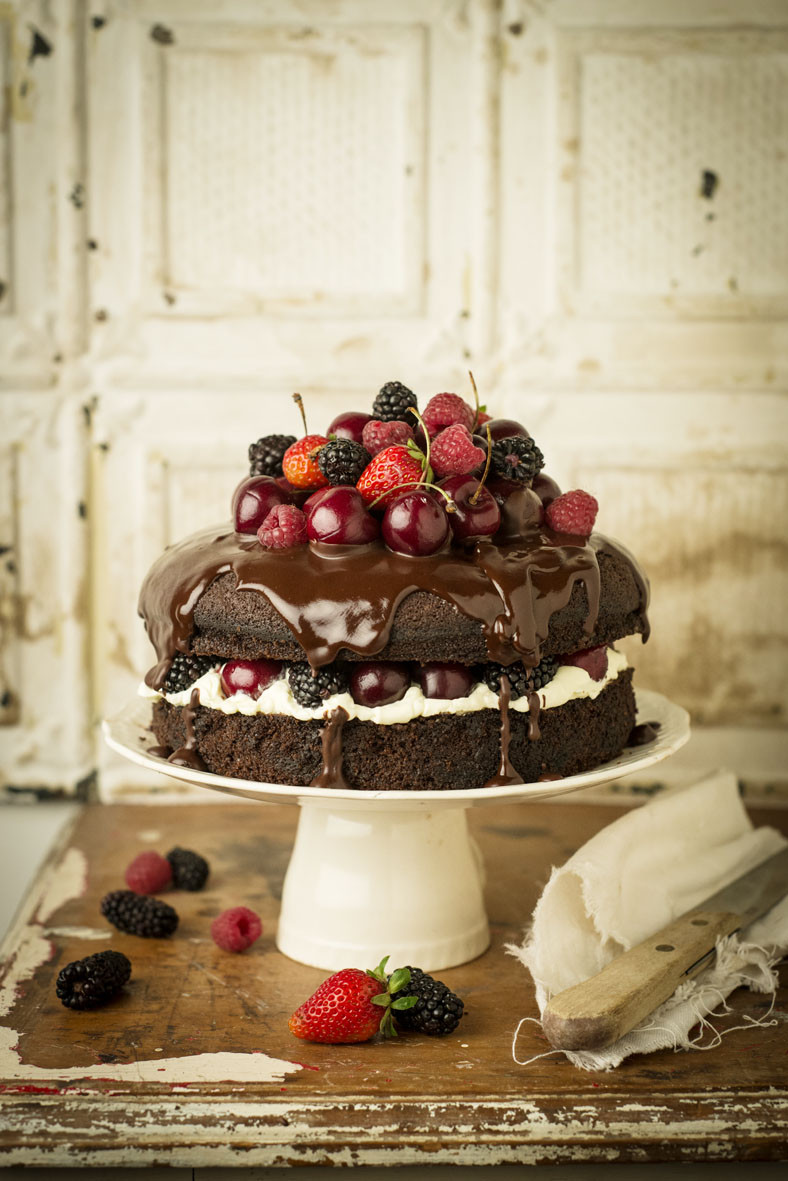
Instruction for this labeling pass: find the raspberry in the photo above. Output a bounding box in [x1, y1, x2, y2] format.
[163, 652, 216, 694]
[258, 504, 308, 549]
[124, 851, 172, 894]
[288, 662, 348, 707]
[356, 445, 425, 507]
[317, 438, 371, 486]
[489, 436, 544, 485]
[422, 392, 475, 438]
[361, 419, 414, 457]
[56, 950, 132, 1010]
[562, 645, 609, 681]
[210, 906, 262, 952]
[545, 489, 598, 537]
[429, 424, 486, 478]
[282, 435, 330, 489]
[483, 657, 559, 698]
[100, 891, 179, 937]
[248, 434, 296, 478]
[166, 847, 210, 891]
[371, 382, 418, 424]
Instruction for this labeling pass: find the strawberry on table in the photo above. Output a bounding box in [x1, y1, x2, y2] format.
[288, 956, 416, 1044]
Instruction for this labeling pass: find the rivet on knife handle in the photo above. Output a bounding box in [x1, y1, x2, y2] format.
[541, 909, 742, 1052]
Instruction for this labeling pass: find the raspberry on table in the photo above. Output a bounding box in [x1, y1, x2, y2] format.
[288, 662, 348, 708]
[317, 438, 371, 486]
[389, 966, 464, 1036]
[100, 891, 179, 937]
[429, 424, 486, 478]
[371, 381, 418, 424]
[483, 657, 559, 698]
[248, 434, 296, 478]
[489, 435, 544, 485]
[56, 949, 132, 1010]
[166, 847, 210, 891]
[361, 419, 414, 457]
[545, 489, 599, 537]
[124, 850, 172, 894]
[210, 906, 263, 952]
[422, 392, 475, 437]
[163, 652, 217, 694]
[258, 504, 308, 550]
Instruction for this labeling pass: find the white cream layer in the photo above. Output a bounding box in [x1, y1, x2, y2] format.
[139, 648, 629, 725]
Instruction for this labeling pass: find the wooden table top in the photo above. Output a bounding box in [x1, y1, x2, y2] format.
[1, 799, 786, 1167]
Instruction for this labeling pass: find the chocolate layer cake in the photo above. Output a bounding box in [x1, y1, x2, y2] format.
[138, 391, 650, 790]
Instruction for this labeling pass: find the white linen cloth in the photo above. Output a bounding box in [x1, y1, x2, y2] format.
[507, 769, 788, 1070]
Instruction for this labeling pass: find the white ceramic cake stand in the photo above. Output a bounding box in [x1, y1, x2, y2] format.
[103, 689, 689, 972]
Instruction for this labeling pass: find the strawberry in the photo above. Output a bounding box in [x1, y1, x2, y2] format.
[356, 444, 427, 507]
[282, 435, 330, 490]
[288, 957, 416, 1044]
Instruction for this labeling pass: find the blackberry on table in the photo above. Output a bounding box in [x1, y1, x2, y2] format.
[372, 381, 418, 424]
[489, 435, 544, 485]
[100, 890, 179, 937]
[288, 662, 348, 708]
[249, 434, 296, 478]
[56, 949, 131, 1010]
[483, 657, 559, 699]
[390, 966, 464, 1036]
[163, 652, 216, 694]
[317, 438, 371, 486]
[166, 846, 210, 892]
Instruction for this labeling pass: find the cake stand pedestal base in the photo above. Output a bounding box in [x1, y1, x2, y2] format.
[276, 804, 490, 972]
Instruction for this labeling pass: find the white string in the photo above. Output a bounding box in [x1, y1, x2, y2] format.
[510, 1016, 565, 1067]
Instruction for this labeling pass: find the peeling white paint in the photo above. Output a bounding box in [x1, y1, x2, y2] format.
[0, 929, 54, 1017]
[45, 925, 107, 939]
[34, 847, 88, 924]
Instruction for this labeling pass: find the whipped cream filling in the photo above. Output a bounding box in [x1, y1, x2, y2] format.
[139, 648, 629, 725]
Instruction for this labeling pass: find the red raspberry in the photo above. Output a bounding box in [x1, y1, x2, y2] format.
[429, 424, 486, 478]
[282, 435, 329, 489]
[124, 851, 172, 894]
[422, 392, 475, 438]
[361, 419, 414, 457]
[210, 906, 263, 953]
[562, 645, 609, 681]
[545, 489, 598, 537]
[257, 504, 308, 549]
[356, 445, 425, 507]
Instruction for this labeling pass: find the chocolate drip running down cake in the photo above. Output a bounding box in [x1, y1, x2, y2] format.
[139, 389, 650, 791]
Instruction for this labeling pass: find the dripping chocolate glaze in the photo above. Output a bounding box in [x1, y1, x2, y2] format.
[167, 688, 206, 771]
[486, 675, 524, 788]
[139, 487, 649, 691]
[311, 706, 351, 790]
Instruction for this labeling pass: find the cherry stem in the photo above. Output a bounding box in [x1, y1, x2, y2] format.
[469, 422, 493, 505]
[292, 392, 308, 434]
[367, 480, 457, 513]
[408, 406, 432, 483]
[469, 370, 481, 430]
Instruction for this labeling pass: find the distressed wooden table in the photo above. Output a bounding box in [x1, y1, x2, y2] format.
[1, 800, 786, 1167]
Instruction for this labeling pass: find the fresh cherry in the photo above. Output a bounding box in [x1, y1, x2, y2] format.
[233, 476, 289, 533]
[350, 662, 411, 707]
[495, 487, 544, 543]
[382, 490, 450, 556]
[274, 476, 312, 508]
[561, 645, 608, 682]
[417, 662, 474, 700]
[487, 476, 522, 506]
[439, 475, 501, 540]
[306, 486, 380, 545]
[220, 659, 283, 699]
[532, 472, 562, 508]
[327, 411, 373, 444]
[486, 418, 530, 441]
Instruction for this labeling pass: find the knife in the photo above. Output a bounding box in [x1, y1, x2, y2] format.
[541, 845, 788, 1052]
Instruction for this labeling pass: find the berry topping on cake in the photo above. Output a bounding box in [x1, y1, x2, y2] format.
[288, 956, 412, 1044]
[439, 475, 501, 540]
[317, 438, 371, 486]
[288, 662, 348, 708]
[372, 381, 418, 424]
[350, 661, 411, 707]
[100, 891, 179, 937]
[306, 486, 380, 545]
[389, 966, 464, 1036]
[421, 392, 475, 437]
[489, 435, 544, 485]
[124, 851, 172, 894]
[532, 472, 562, 508]
[163, 652, 216, 694]
[562, 644, 609, 681]
[483, 656, 559, 698]
[56, 950, 132, 1011]
[210, 906, 262, 953]
[361, 418, 414, 457]
[545, 489, 598, 537]
[220, 658, 283, 698]
[248, 434, 297, 478]
[382, 489, 450, 556]
[257, 504, 308, 549]
[417, 662, 474, 700]
[327, 410, 372, 443]
[166, 846, 210, 891]
[356, 444, 426, 507]
[281, 434, 330, 489]
[429, 424, 486, 478]
[486, 418, 530, 440]
[233, 475, 290, 533]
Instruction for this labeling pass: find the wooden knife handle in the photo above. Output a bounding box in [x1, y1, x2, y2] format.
[541, 909, 741, 1052]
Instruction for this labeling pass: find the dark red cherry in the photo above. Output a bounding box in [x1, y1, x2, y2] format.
[350, 662, 411, 707]
[327, 411, 373, 444]
[306, 486, 380, 545]
[486, 418, 530, 441]
[233, 476, 290, 533]
[220, 659, 283, 699]
[274, 476, 312, 508]
[382, 490, 450, 556]
[439, 475, 501, 540]
[487, 475, 522, 506]
[532, 472, 562, 508]
[417, 662, 474, 700]
[495, 487, 544, 543]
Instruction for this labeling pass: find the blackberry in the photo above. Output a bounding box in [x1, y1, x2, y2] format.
[483, 656, 559, 699]
[56, 949, 131, 1010]
[249, 434, 296, 478]
[100, 890, 179, 938]
[490, 435, 544, 485]
[166, 846, 210, 892]
[372, 381, 418, 424]
[391, 967, 464, 1036]
[317, 438, 371, 486]
[163, 652, 216, 694]
[288, 662, 348, 708]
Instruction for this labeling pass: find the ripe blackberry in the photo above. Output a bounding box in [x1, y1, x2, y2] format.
[56, 949, 131, 1010]
[390, 966, 464, 1036]
[164, 652, 216, 694]
[372, 381, 418, 424]
[288, 662, 348, 708]
[483, 656, 559, 699]
[100, 890, 179, 937]
[490, 435, 544, 485]
[317, 438, 371, 486]
[249, 434, 296, 477]
[166, 846, 210, 892]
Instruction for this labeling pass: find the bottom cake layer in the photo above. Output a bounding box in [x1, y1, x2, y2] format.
[151, 669, 636, 791]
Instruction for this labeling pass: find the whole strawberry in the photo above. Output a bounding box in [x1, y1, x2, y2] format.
[282, 435, 329, 490]
[288, 956, 415, 1044]
[356, 444, 427, 508]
